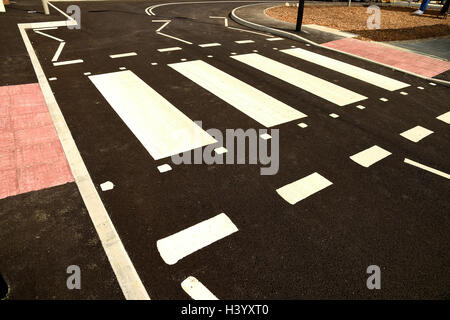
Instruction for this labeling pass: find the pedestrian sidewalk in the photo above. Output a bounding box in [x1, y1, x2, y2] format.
[231, 2, 450, 81]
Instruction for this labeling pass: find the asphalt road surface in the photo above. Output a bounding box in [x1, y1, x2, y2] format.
[8, 0, 450, 299]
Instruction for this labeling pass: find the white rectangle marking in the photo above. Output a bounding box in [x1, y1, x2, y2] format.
[169, 60, 306, 127]
[232, 53, 367, 106]
[400, 126, 433, 142]
[404, 158, 450, 179]
[276, 172, 333, 205]
[158, 47, 182, 52]
[281, 48, 409, 91]
[181, 276, 218, 300]
[109, 52, 137, 59]
[53, 59, 83, 66]
[199, 43, 221, 48]
[266, 37, 284, 41]
[350, 145, 392, 167]
[436, 111, 450, 124]
[89, 70, 216, 160]
[157, 213, 238, 265]
[235, 40, 255, 44]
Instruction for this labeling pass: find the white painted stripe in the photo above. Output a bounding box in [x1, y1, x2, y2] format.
[298, 122, 308, 128]
[281, 48, 410, 91]
[33, 27, 58, 31]
[350, 145, 391, 167]
[214, 146, 227, 154]
[19, 17, 149, 300]
[232, 53, 367, 106]
[400, 126, 433, 142]
[267, 37, 284, 41]
[34, 30, 64, 42]
[276, 172, 333, 205]
[109, 52, 137, 59]
[169, 60, 307, 127]
[329, 113, 339, 118]
[181, 276, 218, 300]
[260, 133, 271, 140]
[235, 40, 255, 44]
[89, 70, 216, 160]
[157, 164, 172, 173]
[158, 47, 182, 52]
[227, 26, 272, 37]
[51, 41, 65, 62]
[53, 59, 83, 66]
[83, 72, 92, 76]
[436, 111, 450, 124]
[157, 213, 238, 265]
[380, 97, 388, 102]
[157, 31, 193, 44]
[404, 158, 450, 179]
[48, 77, 57, 81]
[199, 43, 222, 48]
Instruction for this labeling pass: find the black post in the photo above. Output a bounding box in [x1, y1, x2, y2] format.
[295, 0, 305, 32]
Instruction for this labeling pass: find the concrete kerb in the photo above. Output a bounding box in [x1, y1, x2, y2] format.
[230, 3, 450, 87]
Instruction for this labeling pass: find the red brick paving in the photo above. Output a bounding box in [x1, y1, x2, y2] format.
[0, 83, 74, 199]
[322, 38, 450, 78]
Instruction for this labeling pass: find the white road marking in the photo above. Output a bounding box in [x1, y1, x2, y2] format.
[83, 72, 92, 76]
[181, 276, 219, 300]
[227, 26, 272, 37]
[298, 122, 308, 128]
[235, 40, 255, 44]
[231, 53, 367, 106]
[209, 16, 228, 27]
[169, 60, 306, 127]
[400, 126, 433, 142]
[380, 97, 388, 102]
[48, 77, 57, 81]
[100, 181, 114, 191]
[214, 146, 228, 154]
[260, 133, 271, 140]
[158, 47, 182, 52]
[109, 52, 137, 59]
[429, 82, 437, 86]
[329, 113, 339, 118]
[157, 164, 172, 173]
[157, 213, 238, 265]
[281, 48, 410, 91]
[151, 62, 158, 65]
[33, 27, 58, 31]
[404, 158, 450, 179]
[207, 55, 213, 58]
[356, 105, 365, 110]
[34, 30, 64, 42]
[181, 58, 187, 61]
[89, 70, 217, 160]
[157, 31, 193, 44]
[436, 111, 450, 124]
[199, 43, 221, 48]
[417, 86, 424, 90]
[400, 91, 408, 95]
[276, 172, 333, 205]
[152, 19, 171, 32]
[119, 67, 127, 70]
[51, 41, 65, 62]
[267, 37, 284, 41]
[350, 145, 392, 167]
[19, 10, 150, 299]
[273, 48, 278, 50]
[53, 59, 83, 66]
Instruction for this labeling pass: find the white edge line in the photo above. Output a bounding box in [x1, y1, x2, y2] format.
[404, 158, 450, 179]
[34, 30, 65, 42]
[17, 10, 150, 301]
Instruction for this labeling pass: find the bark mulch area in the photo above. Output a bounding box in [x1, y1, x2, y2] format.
[265, 5, 450, 41]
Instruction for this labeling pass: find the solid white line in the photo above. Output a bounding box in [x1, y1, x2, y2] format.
[181, 276, 219, 300]
[227, 26, 273, 37]
[276, 172, 333, 205]
[158, 47, 182, 52]
[281, 48, 410, 91]
[19, 17, 149, 299]
[51, 41, 65, 62]
[404, 158, 450, 179]
[199, 43, 222, 48]
[436, 111, 450, 124]
[89, 70, 216, 160]
[235, 40, 255, 44]
[53, 59, 83, 66]
[33, 27, 58, 31]
[350, 145, 391, 167]
[109, 52, 138, 59]
[169, 60, 307, 127]
[156, 31, 193, 44]
[157, 213, 238, 265]
[34, 30, 64, 42]
[232, 53, 367, 106]
[400, 126, 433, 143]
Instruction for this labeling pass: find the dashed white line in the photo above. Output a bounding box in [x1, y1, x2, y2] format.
[350, 145, 392, 167]
[267, 37, 284, 41]
[158, 47, 182, 52]
[53, 59, 83, 66]
[329, 113, 339, 118]
[157, 213, 238, 265]
[199, 43, 221, 48]
[157, 164, 172, 173]
[109, 52, 137, 59]
[297, 122, 308, 128]
[276, 172, 333, 205]
[235, 40, 255, 44]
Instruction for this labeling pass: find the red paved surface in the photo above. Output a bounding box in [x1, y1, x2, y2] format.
[322, 38, 450, 78]
[0, 83, 74, 199]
